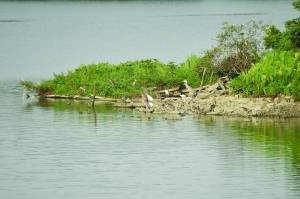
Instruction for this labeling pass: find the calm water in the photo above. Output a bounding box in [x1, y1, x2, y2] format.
[0, 0, 298, 80]
[1, 1, 300, 198]
[1, 81, 300, 199]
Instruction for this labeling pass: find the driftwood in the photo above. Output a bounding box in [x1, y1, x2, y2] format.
[41, 77, 230, 109]
[43, 94, 118, 102]
[157, 76, 229, 99]
[157, 86, 204, 99]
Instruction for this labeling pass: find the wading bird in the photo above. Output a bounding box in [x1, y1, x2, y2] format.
[183, 80, 197, 97]
[141, 87, 154, 110]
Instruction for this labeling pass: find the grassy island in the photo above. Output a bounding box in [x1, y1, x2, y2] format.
[22, 56, 216, 98]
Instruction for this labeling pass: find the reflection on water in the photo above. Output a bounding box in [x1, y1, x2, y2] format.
[1, 86, 300, 198]
[35, 99, 129, 127]
[197, 116, 300, 191]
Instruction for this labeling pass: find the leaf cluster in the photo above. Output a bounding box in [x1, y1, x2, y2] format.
[230, 51, 300, 100]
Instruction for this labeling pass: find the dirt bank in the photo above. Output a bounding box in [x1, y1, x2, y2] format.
[41, 85, 300, 118]
[146, 95, 300, 118]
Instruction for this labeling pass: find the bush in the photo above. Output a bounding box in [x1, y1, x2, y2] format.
[230, 51, 300, 100]
[285, 17, 300, 49]
[198, 21, 266, 78]
[264, 0, 300, 51]
[264, 25, 293, 51]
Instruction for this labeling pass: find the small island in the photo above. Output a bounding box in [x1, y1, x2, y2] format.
[22, 2, 300, 118]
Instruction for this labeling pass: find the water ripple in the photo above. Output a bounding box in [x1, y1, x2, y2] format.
[0, 81, 300, 199]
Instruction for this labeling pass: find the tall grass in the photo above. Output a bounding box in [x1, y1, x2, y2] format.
[29, 56, 216, 98]
[230, 51, 300, 100]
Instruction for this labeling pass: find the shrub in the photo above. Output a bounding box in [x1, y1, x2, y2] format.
[264, 25, 293, 51]
[198, 21, 266, 78]
[230, 51, 300, 100]
[264, 0, 300, 51]
[285, 17, 300, 49]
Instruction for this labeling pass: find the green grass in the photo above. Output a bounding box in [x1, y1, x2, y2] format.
[230, 51, 300, 100]
[26, 56, 217, 98]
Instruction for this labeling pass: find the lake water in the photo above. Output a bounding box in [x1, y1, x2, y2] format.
[0, 81, 300, 199]
[1, 1, 300, 198]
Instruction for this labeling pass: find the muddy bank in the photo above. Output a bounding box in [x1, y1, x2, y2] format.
[144, 95, 300, 118]
[41, 89, 300, 118]
[42, 94, 300, 118]
[146, 78, 300, 118]
[42, 94, 144, 108]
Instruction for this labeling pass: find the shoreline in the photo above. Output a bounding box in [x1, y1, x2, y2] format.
[151, 95, 300, 118]
[40, 93, 300, 118]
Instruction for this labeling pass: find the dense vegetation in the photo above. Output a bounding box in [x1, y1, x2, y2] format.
[229, 0, 300, 100]
[25, 56, 217, 98]
[230, 51, 300, 100]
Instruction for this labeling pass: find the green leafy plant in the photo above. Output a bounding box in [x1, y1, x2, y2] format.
[230, 51, 300, 100]
[264, 25, 293, 50]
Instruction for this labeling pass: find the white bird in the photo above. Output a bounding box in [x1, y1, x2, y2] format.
[183, 80, 197, 97]
[141, 88, 154, 109]
[164, 89, 169, 97]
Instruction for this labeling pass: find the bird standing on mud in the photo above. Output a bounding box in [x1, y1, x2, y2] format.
[141, 87, 154, 111]
[183, 80, 197, 97]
